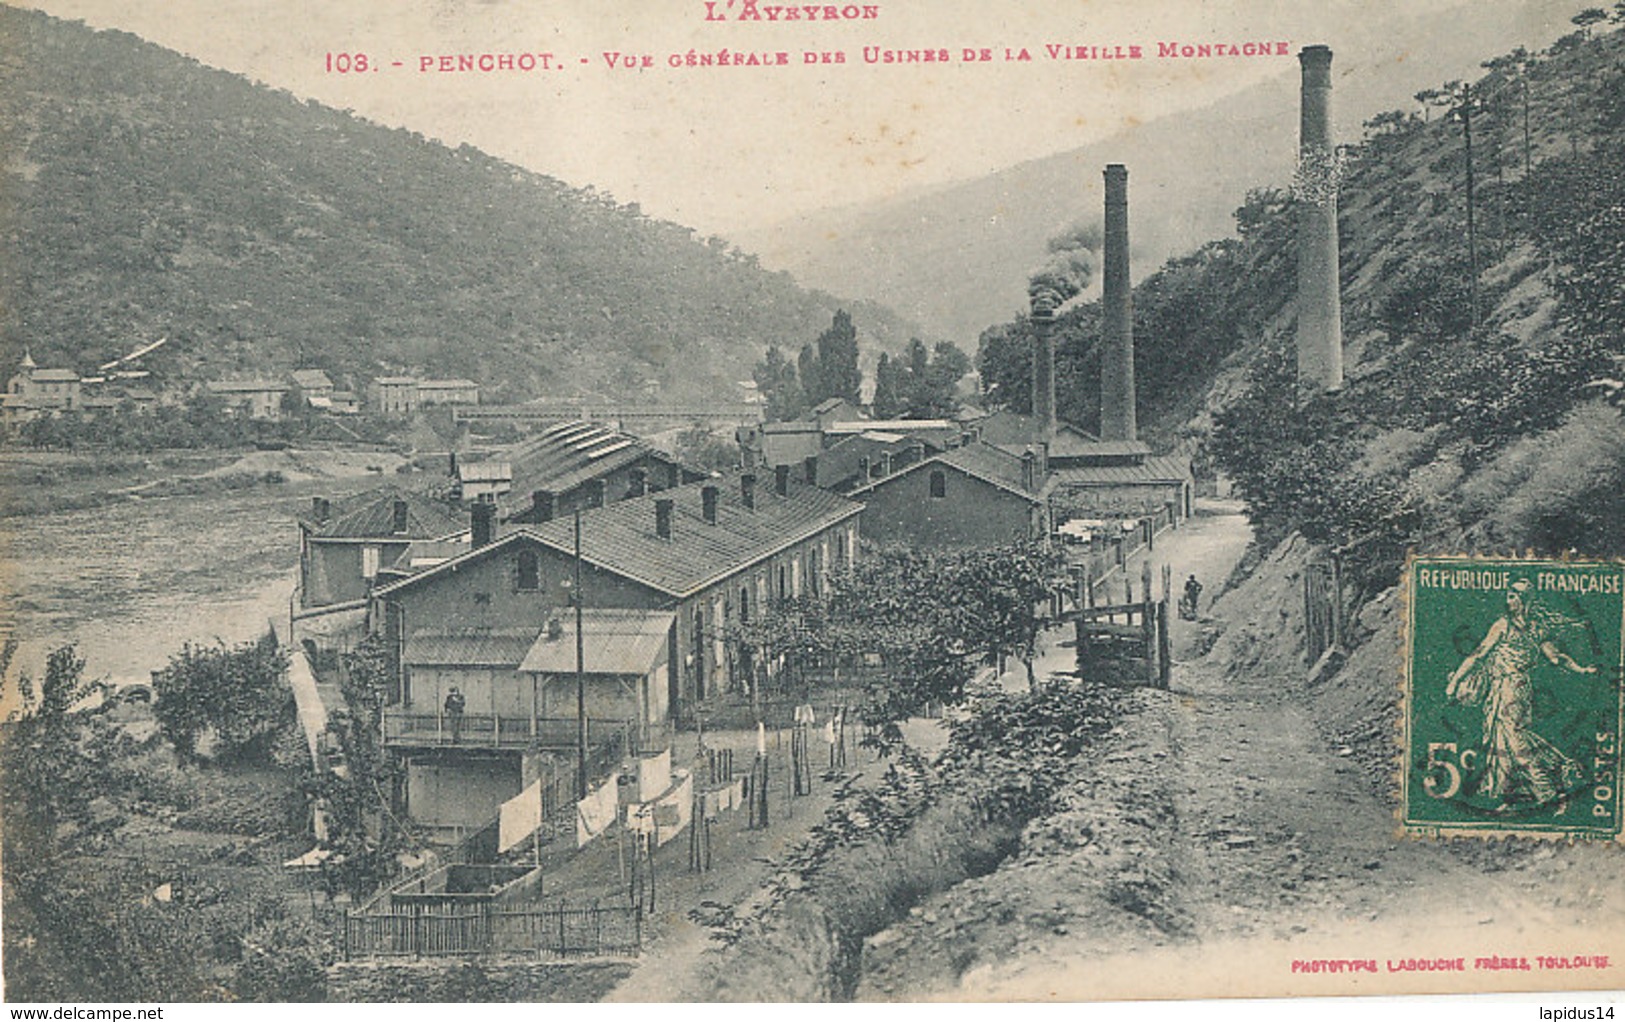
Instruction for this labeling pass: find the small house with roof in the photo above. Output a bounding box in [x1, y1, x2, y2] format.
[369, 376, 419, 416]
[3, 353, 83, 427]
[290, 369, 335, 404]
[298, 488, 468, 610]
[207, 379, 289, 420]
[844, 441, 1055, 549]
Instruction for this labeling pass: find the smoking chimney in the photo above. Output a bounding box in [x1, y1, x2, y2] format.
[1101, 164, 1137, 442]
[531, 489, 555, 523]
[471, 501, 495, 549]
[1297, 45, 1344, 391]
[741, 473, 757, 509]
[1029, 291, 1058, 441]
[702, 484, 720, 524]
[655, 498, 674, 539]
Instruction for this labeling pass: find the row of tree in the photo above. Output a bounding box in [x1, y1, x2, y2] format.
[753, 310, 972, 422]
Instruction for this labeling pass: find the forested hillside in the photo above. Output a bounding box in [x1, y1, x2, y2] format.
[980, 11, 1625, 588]
[0, 7, 923, 403]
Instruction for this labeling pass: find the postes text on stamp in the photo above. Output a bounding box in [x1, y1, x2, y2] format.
[1402, 556, 1625, 839]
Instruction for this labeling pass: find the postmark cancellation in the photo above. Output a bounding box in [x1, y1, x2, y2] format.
[1402, 556, 1625, 841]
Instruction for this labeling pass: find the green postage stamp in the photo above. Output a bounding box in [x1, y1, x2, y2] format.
[1402, 556, 1625, 840]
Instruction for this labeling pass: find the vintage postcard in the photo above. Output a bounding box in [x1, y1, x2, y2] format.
[2, 0, 1623, 1009]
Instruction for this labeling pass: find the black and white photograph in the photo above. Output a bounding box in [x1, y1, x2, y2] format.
[1, 0, 1623, 1008]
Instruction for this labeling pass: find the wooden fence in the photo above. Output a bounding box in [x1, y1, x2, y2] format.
[343, 901, 641, 959]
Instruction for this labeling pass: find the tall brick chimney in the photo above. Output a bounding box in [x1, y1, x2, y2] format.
[471, 501, 495, 549]
[1297, 45, 1344, 391]
[1030, 291, 1058, 441]
[1101, 163, 1137, 442]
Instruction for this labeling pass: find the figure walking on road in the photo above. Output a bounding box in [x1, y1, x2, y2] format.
[1181, 574, 1203, 620]
[1446, 580, 1599, 810]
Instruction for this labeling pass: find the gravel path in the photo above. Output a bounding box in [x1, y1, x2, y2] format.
[855, 506, 1625, 1001]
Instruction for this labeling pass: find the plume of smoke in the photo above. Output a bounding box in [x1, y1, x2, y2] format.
[1028, 222, 1102, 312]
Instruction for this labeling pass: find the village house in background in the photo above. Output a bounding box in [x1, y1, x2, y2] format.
[206, 378, 290, 420]
[1, 352, 81, 427]
[368, 376, 419, 416]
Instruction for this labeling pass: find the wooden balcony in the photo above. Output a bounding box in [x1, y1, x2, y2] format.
[382, 708, 666, 755]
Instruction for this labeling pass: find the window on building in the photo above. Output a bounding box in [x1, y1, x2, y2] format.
[516, 550, 540, 591]
[929, 470, 947, 499]
[361, 545, 380, 580]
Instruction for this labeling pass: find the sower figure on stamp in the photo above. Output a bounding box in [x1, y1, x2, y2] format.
[1446, 580, 1599, 811]
[444, 685, 466, 743]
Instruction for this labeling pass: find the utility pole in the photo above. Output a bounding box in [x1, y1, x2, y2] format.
[575, 509, 587, 801]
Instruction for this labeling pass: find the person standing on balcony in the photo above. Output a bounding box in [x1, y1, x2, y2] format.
[444, 686, 466, 743]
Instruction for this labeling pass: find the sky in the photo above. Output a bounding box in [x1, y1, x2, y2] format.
[8, 0, 1529, 240]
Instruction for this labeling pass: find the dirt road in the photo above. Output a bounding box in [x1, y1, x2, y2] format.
[857, 507, 1625, 1001]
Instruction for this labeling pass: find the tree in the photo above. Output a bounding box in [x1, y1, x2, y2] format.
[1572, 7, 1608, 36]
[752, 344, 805, 422]
[797, 342, 823, 409]
[812, 309, 862, 405]
[0, 643, 102, 862]
[941, 542, 1067, 689]
[872, 352, 905, 418]
[152, 634, 292, 764]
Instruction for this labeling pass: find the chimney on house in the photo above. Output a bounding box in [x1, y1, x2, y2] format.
[774, 464, 790, 496]
[881, 451, 894, 476]
[1297, 45, 1344, 391]
[448, 451, 458, 477]
[471, 501, 495, 549]
[531, 489, 555, 523]
[666, 462, 681, 489]
[702, 484, 720, 524]
[908, 440, 926, 466]
[741, 473, 757, 509]
[1101, 163, 1137, 442]
[585, 479, 606, 509]
[655, 498, 674, 539]
[391, 498, 409, 534]
[803, 455, 819, 486]
[311, 496, 330, 526]
[627, 468, 647, 498]
[1030, 290, 1058, 442]
[858, 455, 871, 480]
[1021, 449, 1038, 492]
